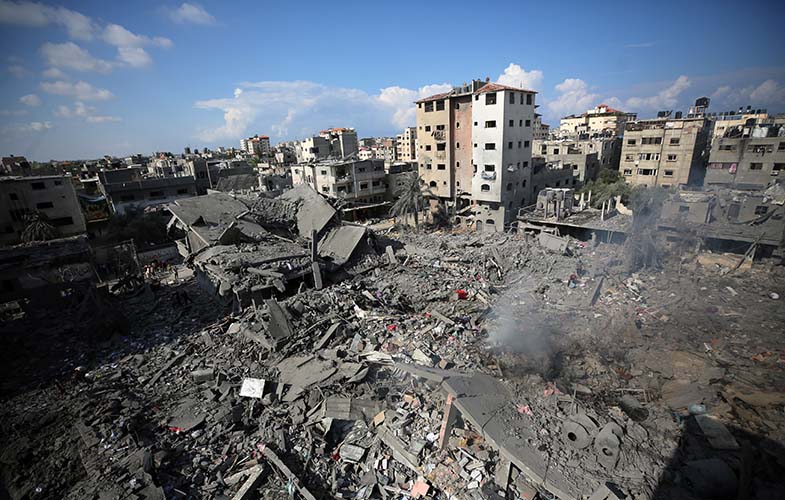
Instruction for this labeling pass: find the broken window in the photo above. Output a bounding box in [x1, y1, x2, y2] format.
[485, 120, 496, 128]
[485, 93, 497, 105]
[778, 142, 785, 152]
[321, 186, 329, 193]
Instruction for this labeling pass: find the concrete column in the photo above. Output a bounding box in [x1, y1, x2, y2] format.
[438, 393, 458, 450]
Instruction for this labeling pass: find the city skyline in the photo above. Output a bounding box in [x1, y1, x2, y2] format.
[1, 0, 785, 161]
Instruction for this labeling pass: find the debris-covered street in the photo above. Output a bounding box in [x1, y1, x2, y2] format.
[2, 214, 784, 499]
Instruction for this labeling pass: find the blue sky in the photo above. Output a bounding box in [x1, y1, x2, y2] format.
[1, 0, 785, 161]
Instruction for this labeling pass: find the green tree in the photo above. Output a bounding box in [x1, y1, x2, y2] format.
[580, 168, 631, 208]
[390, 173, 433, 229]
[21, 211, 58, 243]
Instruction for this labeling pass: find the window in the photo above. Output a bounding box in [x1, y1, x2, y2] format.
[525, 119, 531, 127]
[750, 163, 763, 170]
[455, 103, 460, 109]
[485, 120, 496, 128]
[484, 143, 496, 150]
[456, 142, 460, 149]
[485, 93, 497, 105]
[486, 219, 495, 225]
[509, 92, 515, 104]
[426, 163, 432, 170]
[456, 122, 460, 128]
[49, 216, 74, 226]
[623, 169, 633, 176]
[437, 164, 446, 170]
[358, 167, 366, 172]
[360, 182, 368, 189]
[456, 161, 460, 168]
[778, 142, 785, 152]
[625, 154, 634, 162]
[518, 141, 522, 148]
[637, 168, 657, 176]
[9, 193, 18, 200]
[429, 181, 437, 188]
[425, 125, 431, 132]
[436, 124, 445, 130]
[425, 145, 432, 151]
[526, 94, 532, 105]
[627, 139, 636, 145]
[719, 144, 736, 151]
[670, 138, 680, 145]
[667, 154, 677, 161]
[474, 121, 478, 126]
[641, 137, 663, 145]
[524, 141, 530, 148]
[424, 102, 433, 112]
[519, 120, 523, 126]
[664, 170, 674, 177]
[508, 142, 513, 149]
[506, 183, 512, 191]
[678, 206, 690, 213]
[637, 152, 660, 161]
[436, 100, 445, 111]
[773, 163, 785, 172]
[31, 182, 45, 190]
[509, 120, 514, 127]
[436, 143, 446, 151]
[321, 186, 329, 193]
[484, 164, 495, 172]
[481, 184, 490, 192]
[523, 161, 528, 168]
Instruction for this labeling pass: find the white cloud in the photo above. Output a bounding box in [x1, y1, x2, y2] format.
[195, 79, 452, 142]
[117, 46, 152, 67]
[625, 75, 690, 110]
[169, 3, 215, 25]
[40, 80, 113, 101]
[497, 63, 544, 91]
[24, 120, 52, 131]
[0, 1, 95, 40]
[749, 79, 785, 104]
[711, 85, 731, 99]
[102, 23, 172, 48]
[546, 78, 599, 117]
[8, 64, 29, 77]
[40, 42, 113, 73]
[55, 100, 121, 123]
[19, 93, 41, 106]
[42, 67, 66, 79]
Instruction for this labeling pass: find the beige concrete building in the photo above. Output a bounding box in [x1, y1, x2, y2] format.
[559, 104, 636, 137]
[533, 114, 549, 140]
[240, 135, 271, 157]
[291, 158, 387, 204]
[705, 122, 785, 190]
[532, 140, 600, 184]
[709, 107, 770, 145]
[620, 116, 710, 187]
[319, 127, 359, 158]
[396, 127, 417, 162]
[416, 79, 536, 231]
[0, 175, 87, 245]
[534, 136, 621, 176]
[294, 136, 331, 163]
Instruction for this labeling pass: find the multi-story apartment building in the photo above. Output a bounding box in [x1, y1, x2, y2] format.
[358, 144, 397, 163]
[291, 158, 387, 204]
[416, 79, 536, 231]
[240, 135, 271, 157]
[620, 116, 710, 188]
[0, 175, 86, 245]
[705, 122, 785, 190]
[320, 128, 359, 159]
[708, 107, 770, 145]
[532, 114, 549, 140]
[559, 104, 637, 137]
[294, 136, 331, 163]
[532, 141, 600, 184]
[534, 137, 621, 175]
[396, 127, 418, 162]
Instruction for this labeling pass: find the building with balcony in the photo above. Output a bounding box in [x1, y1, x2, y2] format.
[319, 127, 359, 159]
[533, 138, 613, 183]
[240, 135, 271, 157]
[290, 158, 387, 205]
[559, 104, 637, 138]
[705, 122, 785, 190]
[416, 79, 537, 232]
[620, 116, 710, 188]
[0, 175, 86, 245]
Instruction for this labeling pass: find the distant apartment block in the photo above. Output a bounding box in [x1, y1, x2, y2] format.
[705, 122, 785, 190]
[98, 168, 197, 215]
[0, 175, 86, 245]
[532, 140, 600, 184]
[559, 104, 636, 137]
[1, 156, 32, 176]
[532, 114, 549, 140]
[240, 135, 271, 157]
[396, 127, 418, 162]
[620, 116, 710, 188]
[295, 136, 331, 163]
[291, 158, 387, 204]
[416, 79, 536, 231]
[320, 127, 359, 159]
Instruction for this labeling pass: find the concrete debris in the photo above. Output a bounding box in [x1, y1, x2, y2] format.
[2, 221, 784, 500]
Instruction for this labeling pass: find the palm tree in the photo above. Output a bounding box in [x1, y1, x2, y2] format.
[390, 173, 433, 229]
[21, 211, 57, 243]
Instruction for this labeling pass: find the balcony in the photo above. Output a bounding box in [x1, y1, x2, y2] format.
[432, 130, 446, 141]
[481, 171, 497, 181]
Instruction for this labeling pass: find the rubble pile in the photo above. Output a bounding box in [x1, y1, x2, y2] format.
[2, 224, 785, 499]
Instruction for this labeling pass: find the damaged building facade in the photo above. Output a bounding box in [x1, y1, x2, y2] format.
[704, 122, 785, 190]
[416, 79, 537, 231]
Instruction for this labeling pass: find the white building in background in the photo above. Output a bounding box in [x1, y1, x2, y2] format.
[559, 104, 637, 137]
[294, 136, 331, 163]
[319, 127, 359, 158]
[240, 135, 271, 157]
[396, 127, 418, 162]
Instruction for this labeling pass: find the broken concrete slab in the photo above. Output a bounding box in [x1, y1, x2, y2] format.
[318, 225, 367, 266]
[538, 232, 569, 254]
[239, 378, 266, 399]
